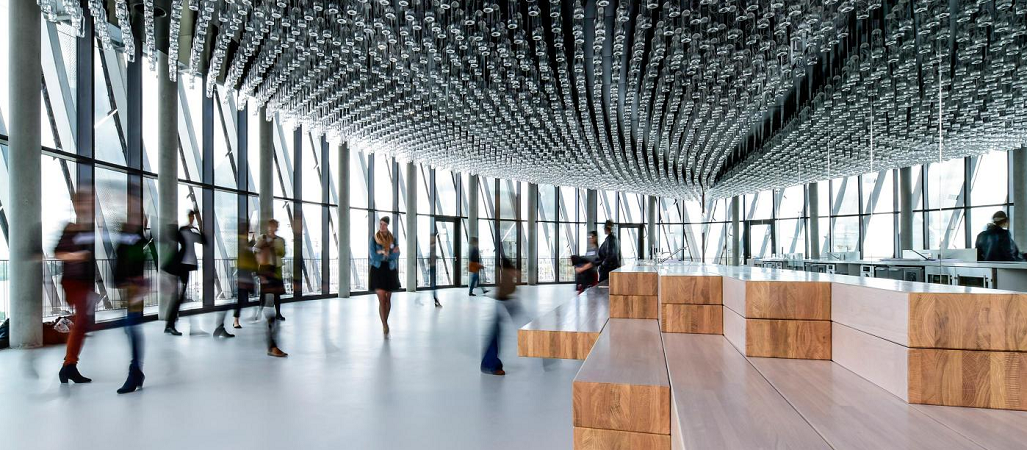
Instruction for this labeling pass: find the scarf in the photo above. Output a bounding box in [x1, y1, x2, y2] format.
[374, 230, 393, 251]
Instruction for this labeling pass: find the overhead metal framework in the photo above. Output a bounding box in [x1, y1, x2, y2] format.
[33, 0, 1027, 200]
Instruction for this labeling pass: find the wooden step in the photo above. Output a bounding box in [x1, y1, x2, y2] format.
[573, 319, 670, 440]
[722, 274, 831, 359]
[913, 403, 1027, 450]
[518, 286, 609, 360]
[662, 333, 830, 449]
[748, 357, 985, 450]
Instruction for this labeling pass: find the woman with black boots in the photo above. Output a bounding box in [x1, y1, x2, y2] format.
[113, 209, 150, 394]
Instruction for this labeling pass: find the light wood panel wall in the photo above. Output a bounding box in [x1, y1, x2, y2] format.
[909, 293, 1027, 351]
[909, 348, 1027, 411]
[610, 271, 659, 296]
[746, 319, 832, 360]
[610, 295, 659, 319]
[661, 304, 722, 334]
[517, 329, 601, 360]
[574, 427, 670, 450]
[745, 281, 831, 320]
[659, 276, 722, 305]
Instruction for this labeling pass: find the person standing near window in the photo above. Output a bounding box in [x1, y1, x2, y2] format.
[976, 211, 1026, 262]
[467, 237, 489, 296]
[164, 210, 206, 336]
[369, 216, 401, 336]
[597, 220, 621, 282]
[429, 232, 442, 308]
[55, 190, 96, 384]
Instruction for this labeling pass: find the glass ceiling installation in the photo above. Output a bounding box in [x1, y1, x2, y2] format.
[33, 0, 1027, 200]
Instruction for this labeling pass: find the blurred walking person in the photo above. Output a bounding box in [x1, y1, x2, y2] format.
[163, 210, 206, 336]
[55, 190, 96, 384]
[113, 206, 150, 394]
[572, 231, 600, 293]
[214, 230, 256, 338]
[467, 237, 489, 296]
[255, 220, 287, 322]
[429, 232, 442, 308]
[480, 257, 521, 376]
[256, 220, 287, 357]
[369, 216, 401, 335]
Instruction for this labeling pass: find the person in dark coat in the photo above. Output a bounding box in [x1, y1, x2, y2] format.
[480, 257, 521, 376]
[573, 231, 600, 293]
[975, 211, 1026, 262]
[597, 220, 621, 282]
[164, 210, 206, 336]
[113, 207, 151, 394]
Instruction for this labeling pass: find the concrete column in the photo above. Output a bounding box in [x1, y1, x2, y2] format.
[808, 184, 821, 259]
[257, 108, 273, 232]
[405, 161, 417, 292]
[899, 166, 914, 252]
[8, 1, 43, 347]
[156, 52, 179, 320]
[586, 189, 598, 234]
[730, 197, 741, 266]
[337, 142, 350, 298]
[468, 175, 479, 241]
[1013, 148, 1027, 243]
[526, 183, 539, 284]
[646, 196, 658, 258]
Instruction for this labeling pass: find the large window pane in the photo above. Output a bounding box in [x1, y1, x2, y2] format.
[213, 88, 239, 188]
[777, 218, 806, 256]
[500, 180, 519, 220]
[745, 191, 772, 220]
[272, 122, 296, 198]
[538, 222, 557, 282]
[832, 176, 860, 216]
[619, 193, 644, 223]
[302, 133, 323, 203]
[597, 190, 614, 223]
[538, 185, 557, 222]
[373, 154, 393, 211]
[864, 213, 895, 258]
[302, 203, 323, 295]
[832, 216, 860, 253]
[350, 209, 369, 291]
[178, 79, 204, 181]
[862, 170, 894, 215]
[94, 168, 127, 320]
[350, 148, 368, 208]
[435, 168, 459, 216]
[558, 186, 575, 223]
[213, 190, 239, 306]
[928, 158, 964, 211]
[94, 46, 128, 166]
[970, 150, 1008, 206]
[777, 186, 805, 218]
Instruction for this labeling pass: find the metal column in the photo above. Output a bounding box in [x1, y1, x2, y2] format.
[899, 166, 914, 251]
[337, 141, 350, 297]
[1013, 147, 1027, 243]
[405, 161, 417, 292]
[257, 108, 273, 232]
[808, 184, 821, 260]
[8, 1, 43, 347]
[468, 175, 479, 241]
[526, 183, 539, 284]
[730, 196, 741, 265]
[156, 52, 179, 320]
[586, 189, 598, 235]
[646, 196, 657, 258]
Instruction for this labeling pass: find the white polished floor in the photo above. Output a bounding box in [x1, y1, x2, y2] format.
[0, 285, 581, 450]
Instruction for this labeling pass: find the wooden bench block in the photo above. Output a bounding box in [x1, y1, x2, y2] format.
[518, 329, 601, 360]
[832, 283, 910, 345]
[659, 275, 722, 305]
[573, 319, 671, 435]
[722, 306, 746, 355]
[574, 427, 670, 450]
[909, 348, 1027, 411]
[909, 293, 1027, 351]
[661, 304, 722, 334]
[745, 281, 831, 320]
[746, 319, 831, 360]
[610, 295, 658, 319]
[610, 271, 659, 296]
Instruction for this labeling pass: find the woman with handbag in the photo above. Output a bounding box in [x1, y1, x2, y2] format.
[369, 216, 401, 335]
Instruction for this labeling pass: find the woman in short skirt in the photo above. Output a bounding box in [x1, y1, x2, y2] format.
[369, 216, 401, 335]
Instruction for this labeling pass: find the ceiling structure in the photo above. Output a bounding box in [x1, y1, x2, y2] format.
[35, 0, 1027, 200]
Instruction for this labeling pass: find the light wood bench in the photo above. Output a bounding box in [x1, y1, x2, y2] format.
[518, 285, 610, 360]
[610, 267, 660, 319]
[659, 268, 723, 334]
[748, 357, 994, 449]
[722, 269, 832, 360]
[832, 277, 1027, 410]
[573, 318, 670, 450]
[662, 333, 830, 449]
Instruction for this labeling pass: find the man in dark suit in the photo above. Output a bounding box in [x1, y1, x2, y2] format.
[597, 220, 621, 282]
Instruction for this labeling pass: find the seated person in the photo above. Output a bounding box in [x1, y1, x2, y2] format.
[572, 231, 601, 293]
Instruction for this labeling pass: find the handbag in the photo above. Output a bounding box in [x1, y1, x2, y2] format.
[469, 261, 483, 273]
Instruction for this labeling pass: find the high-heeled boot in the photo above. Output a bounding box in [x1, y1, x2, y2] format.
[58, 364, 92, 384]
[117, 365, 145, 394]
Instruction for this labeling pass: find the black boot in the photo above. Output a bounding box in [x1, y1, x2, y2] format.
[213, 325, 235, 338]
[164, 326, 182, 336]
[59, 364, 92, 384]
[117, 365, 145, 394]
